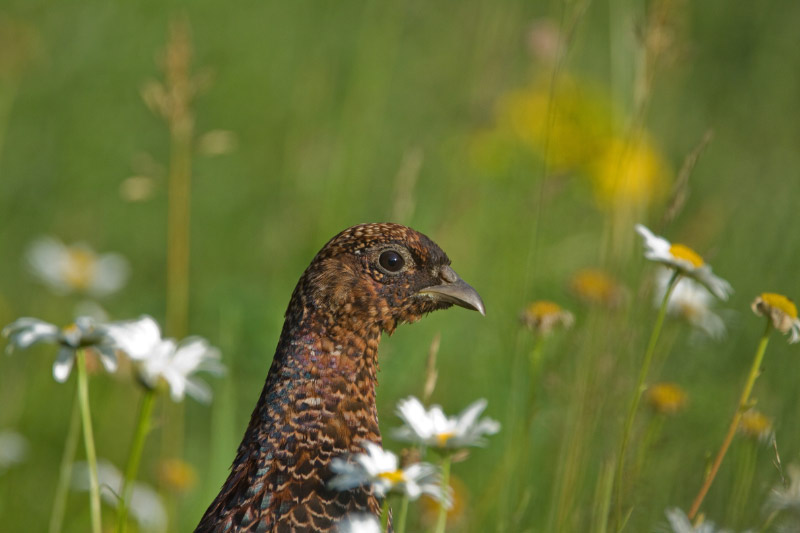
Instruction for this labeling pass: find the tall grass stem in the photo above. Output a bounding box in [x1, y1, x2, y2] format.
[434, 454, 452, 533]
[76, 349, 102, 533]
[687, 320, 773, 520]
[116, 388, 157, 533]
[613, 269, 679, 529]
[380, 497, 390, 532]
[48, 390, 81, 533]
[395, 493, 409, 533]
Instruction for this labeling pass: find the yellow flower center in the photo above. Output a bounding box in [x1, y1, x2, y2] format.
[63, 247, 97, 290]
[646, 383, 687, 415]
[739, 410, 772, 440]
[158, 458, 198, 492]
[435, 432, 455, 447]
[760, 293, 798, 319]
[526, 301, 562, 318]
[669, 243, 704, 268]
[377, 470, 406, 484]
[571, 270, 615, 301]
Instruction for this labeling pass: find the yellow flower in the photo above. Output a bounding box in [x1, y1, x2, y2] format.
[158, 458, 198, 493]
[752, 293, 800, 343]
[569, 268, 624, 308]
[589, 136, 670, 210]
[496, 77, 613, 173]
[645, 382, 688, 416]
[521, 301, 574, 335]
[738, 409, 773, 442]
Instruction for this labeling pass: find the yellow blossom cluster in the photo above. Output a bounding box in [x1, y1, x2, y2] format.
[473, 75, 671, 211]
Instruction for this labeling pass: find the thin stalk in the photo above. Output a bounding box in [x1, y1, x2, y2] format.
[434, 454, 452, 533]
[395, 493, 409, 533]
[48, 390, 81, 533]
[76, 349, 102, 533]
[727, 440, 757, 527]
[380, 497, 390, 532]
[116, 388, 157, 533]
[634, 414, 665, 478]
[688, 320, 773, 520]
[527, 335, 547, 411]
[529, 335, 546, 383]
[613, 269, 679, 529]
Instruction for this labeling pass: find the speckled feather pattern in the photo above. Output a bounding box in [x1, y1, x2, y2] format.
[196, 223, 456, 532]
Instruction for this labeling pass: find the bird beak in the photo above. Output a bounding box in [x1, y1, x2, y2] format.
[417, 265, 486, 316]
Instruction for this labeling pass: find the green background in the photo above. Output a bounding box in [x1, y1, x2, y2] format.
[1, 1, 799, 531]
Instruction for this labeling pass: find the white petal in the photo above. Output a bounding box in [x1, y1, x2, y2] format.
[789, 321, 800, 344]
[336, 514, 381, 533]
[396, 396, 434, 439]
[428, 406, 452, 435]
[0, 430, 29, 469]
[88, 253, 130, 297]
[693, 267, 733, 301]
[455, 398, 488, 434]
[25, 237, 72, 294]
[404, 481, 421, 498]
[182, 377, 213, 404]
[95, 346, 118, 373]
[105, 315, 163, 360]
[4, 319, 60, 351]
[635, 224, 672, 262]
[53, 347, 76, 382]
[129, 482, 168, 533]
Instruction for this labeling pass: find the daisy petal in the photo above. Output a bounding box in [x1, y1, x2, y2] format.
[53, 347, 76, 382]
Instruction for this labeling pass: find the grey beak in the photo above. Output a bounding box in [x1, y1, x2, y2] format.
[417, 266, 486, 316]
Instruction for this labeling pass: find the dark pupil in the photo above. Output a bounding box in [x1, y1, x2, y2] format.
[379, 250, 404, 272]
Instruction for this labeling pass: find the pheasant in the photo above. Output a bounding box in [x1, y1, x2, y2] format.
[196, 223, 484, 532]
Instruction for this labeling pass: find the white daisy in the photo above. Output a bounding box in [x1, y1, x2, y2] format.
[392, 396, 500, 450]
[329, 441, 443, 502]
[655, 268, 726, 340]
[635, 224, 732, 300]
[336, 514, 381, 533]
[26, 236, 130, 297]
[751, 293, 800, 344]
[664, 508, 730, 533]
[73, 459, 167, 533]
[104, 315, 225, 403]
[2, 316, 117, 382]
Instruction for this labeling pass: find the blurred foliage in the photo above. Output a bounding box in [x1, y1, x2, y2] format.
[1, 0, 800, 531]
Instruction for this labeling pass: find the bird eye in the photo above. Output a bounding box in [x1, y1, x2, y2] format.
[378, 250, 405, 273]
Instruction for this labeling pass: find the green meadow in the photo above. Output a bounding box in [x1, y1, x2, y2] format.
[2, 1, 800, 531]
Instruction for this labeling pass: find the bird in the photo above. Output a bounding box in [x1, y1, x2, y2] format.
[195, 222, 484, 532]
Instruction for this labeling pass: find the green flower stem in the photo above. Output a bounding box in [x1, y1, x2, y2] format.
[434, 453, 452, 533]
[76, 349, 102, 533]
[688, 320, 773, 520]
[527, 335, 547, 412]
[380, 497, 390, 532]
[613, 269, 679, 529]
[116, 388, 157, 533]
[529, 335, 546, 379]
[395, 493, 409, 533]
[48, 389, 81, 533]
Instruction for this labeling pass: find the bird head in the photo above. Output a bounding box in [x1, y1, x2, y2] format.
[292, 223, 485, 333]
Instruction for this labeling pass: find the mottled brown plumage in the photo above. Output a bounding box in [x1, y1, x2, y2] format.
[196, 223, 484, 532]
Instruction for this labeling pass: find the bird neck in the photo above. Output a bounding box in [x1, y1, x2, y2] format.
[239, 308, 385, 457]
